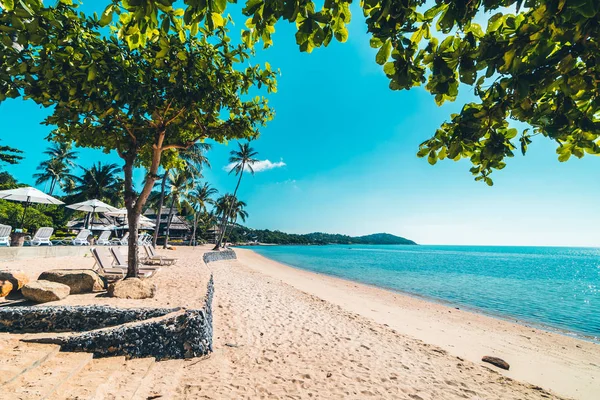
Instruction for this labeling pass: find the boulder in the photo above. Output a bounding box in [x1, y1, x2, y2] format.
[108, 278, 156, 299]
[22, 280, 70, 303]
[482, 356, 510, 370]
[0, 271, 29, 292]
[38, 269, 106, 294]
[0, 280, 13, 297]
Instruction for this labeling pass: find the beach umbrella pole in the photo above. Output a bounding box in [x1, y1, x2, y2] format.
[20, 198, 30, 229]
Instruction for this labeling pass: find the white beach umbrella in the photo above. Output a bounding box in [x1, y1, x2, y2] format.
[0, 186, 64, 228]
[104, 208, 128, 217]
[117, 215, 156, 229]
[66, 199, 119, 229]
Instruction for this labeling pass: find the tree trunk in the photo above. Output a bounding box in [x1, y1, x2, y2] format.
[152, 171, 168, 247]
[118, 131, 166, 278]
[191, 214, 198, 246]
[123, 158, 140, 278]
[213, 163, 244, 250]
[223, 216, 238, 246]
[49, 178, 56, 195]
[163, 195, 176, 249]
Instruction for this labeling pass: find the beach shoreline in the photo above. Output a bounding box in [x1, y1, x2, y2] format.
[234, 247, 600, 400]
[236, 246, 599, 344]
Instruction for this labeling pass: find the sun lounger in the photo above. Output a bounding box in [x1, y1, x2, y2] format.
[0, 224, 11, 246]
[143, 244, 177, 266]
[24, 227, 54, 246]
[109, 247, 161, 273]
[110, 232, 128, 245]
[96, 231, 112, 246]
[91, 247, 156, 279]
[71, 229, 91, 245]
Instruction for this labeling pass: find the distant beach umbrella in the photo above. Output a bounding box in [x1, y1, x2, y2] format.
[104, 208, 128, 217]
[0, 186, 64, 228]
[66, 199, 119, 229]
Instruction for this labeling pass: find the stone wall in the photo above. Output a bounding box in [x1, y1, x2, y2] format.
[6, 275, 215, 361]
[0, 305, 176, 333]
[202, 249, 236, 264]
[29, 275, 215, 360]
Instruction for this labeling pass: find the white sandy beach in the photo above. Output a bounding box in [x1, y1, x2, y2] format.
[1, 246, 598, 399]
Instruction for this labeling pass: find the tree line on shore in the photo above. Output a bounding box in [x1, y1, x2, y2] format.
[0, 138, 257, 249]
[227, 226, 416, 246]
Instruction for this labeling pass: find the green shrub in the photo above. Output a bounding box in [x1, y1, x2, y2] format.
[0, 200, 53, 232]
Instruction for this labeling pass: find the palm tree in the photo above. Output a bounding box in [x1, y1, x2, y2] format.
[153, 142, 211, 246]
[34, 159, 75, 194]
[163, 169, 194, 248]
[44, 142, 78, 167]
[185, 183, 218, 246]
[214, 142, 258, 250]
[0, 140, 23, 167]
[215, 194, 248, 246]
[34, 142, 78, 194]
[66, 162, 124, 205]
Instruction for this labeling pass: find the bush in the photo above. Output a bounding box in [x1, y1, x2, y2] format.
[0, 200, 53, 232]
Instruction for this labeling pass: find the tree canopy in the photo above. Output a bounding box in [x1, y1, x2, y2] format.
[0, 1, 276, 275]
[43, 0, 600, 184]
[2, 1, 599, 183]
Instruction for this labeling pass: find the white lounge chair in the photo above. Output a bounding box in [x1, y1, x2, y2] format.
[24, 227, 54, 246]
[91, 247, 156, 279]
[91, 247, 156, 278]
[142, 245, 177, 266]
[138, 233, 152, 246]
[0, 224, 11, 246]
[96, 231, 112, 246]
[110, 247, 161, 274]
[110, 232, 128, 245]
[71, 229, 91, 246]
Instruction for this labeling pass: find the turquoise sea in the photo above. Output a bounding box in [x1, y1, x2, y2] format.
[247, 245, 600, 340]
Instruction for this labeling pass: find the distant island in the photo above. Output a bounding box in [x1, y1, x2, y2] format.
[227, 227, 417, 245]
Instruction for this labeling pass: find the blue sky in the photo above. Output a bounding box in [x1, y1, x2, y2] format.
[1, 2, 599, 246]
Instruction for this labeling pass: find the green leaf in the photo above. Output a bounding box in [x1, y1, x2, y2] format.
[383, 62, 395, 76]
[212, 0, 227, 14]
[369, 37, 382, 48]
[334, 26, 348, 42]
[99, 7, 114, 26]
[0, 0, 15, 11]
[487, 13, 503, 32]
[376, 39, 391, 65]
[87, 65, 97, 81]
[211, 12, 224, 28]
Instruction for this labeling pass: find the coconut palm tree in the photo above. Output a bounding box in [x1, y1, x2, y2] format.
[214, 142, 258, 250]
[33, 159, 75, 194]
[215, 194, 248, 246]
[163, 169, 195, 248]
[153, 142, 211, 246]
[34, 142, 78, 194]
[66, 162, 124, 205]
[44, 142, 78, 168]
[184, 183, 218, 246]
[0, 140, 22, 167]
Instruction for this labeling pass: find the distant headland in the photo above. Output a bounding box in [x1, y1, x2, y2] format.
[227, 227, 416, 245]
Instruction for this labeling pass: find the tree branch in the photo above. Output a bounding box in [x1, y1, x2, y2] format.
[164, 106, 187, 126]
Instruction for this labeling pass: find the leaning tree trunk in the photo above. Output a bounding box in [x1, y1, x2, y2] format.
[152, 171, 168, 247]
[163, 196, 176, 249]
[214, 165, 244, 250]
[223, 216, 238, 247]
[191, 214, 198, 246]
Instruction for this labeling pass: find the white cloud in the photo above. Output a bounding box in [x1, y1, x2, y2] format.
[223, 159, 286, 173]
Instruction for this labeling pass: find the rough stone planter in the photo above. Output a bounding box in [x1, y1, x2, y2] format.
[9, 232, 27, 247]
